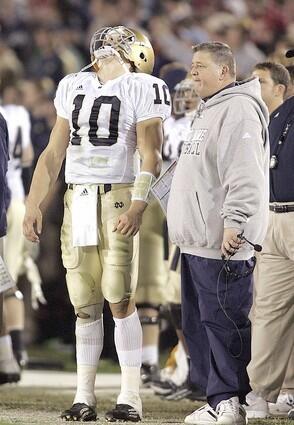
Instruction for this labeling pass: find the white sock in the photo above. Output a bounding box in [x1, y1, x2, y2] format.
[113, 310, 142, 413]
[0, 334, 20, 374]
[113, 310, 142, 367]
[142, 345, 158, 365]
[118, 366, 142, 417]
[0, 335, 14, 362]
[73, 318, 104, 407]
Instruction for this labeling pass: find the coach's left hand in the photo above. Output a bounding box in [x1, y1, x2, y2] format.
[113, 201, 146, 237]
[221, 227, 244, 258]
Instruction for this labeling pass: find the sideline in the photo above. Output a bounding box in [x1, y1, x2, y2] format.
[18, 370, 121, 389]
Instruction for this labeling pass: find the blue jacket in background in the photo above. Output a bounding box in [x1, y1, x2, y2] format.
[0, 112, 10, 238]
[269, 96, 294, 202]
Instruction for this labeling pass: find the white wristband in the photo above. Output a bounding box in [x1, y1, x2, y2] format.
[132, 171, 156, 203]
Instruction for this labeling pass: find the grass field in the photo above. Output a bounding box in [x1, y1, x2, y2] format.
[0, 344, 290, 424]
[0, 387, 292, 425]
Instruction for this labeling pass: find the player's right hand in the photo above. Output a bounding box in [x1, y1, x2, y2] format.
[23, 203, 42, 243]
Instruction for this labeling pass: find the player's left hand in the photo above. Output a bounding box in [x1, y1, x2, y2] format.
[23, 202, 43, 243]
[113, 203, 145, 237]
[221, 227, 244, 258]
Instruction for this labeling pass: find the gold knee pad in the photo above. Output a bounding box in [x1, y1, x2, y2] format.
[101, 233, 139, 303]
[61, 190, 104, 309]
[66, 269, 104, 309]
[136, 199, 168, 305]
[100, 186, 138, 303]
[75, 303, 104, 324]
[62, 185, 138, 306]
[102, 267, 131, 303]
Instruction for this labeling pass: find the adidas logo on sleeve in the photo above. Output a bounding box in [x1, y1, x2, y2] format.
[242, 132, 251, 140]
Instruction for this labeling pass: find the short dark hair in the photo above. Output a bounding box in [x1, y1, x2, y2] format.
[192, 42, 236, 77]
[254, 62, 290, 92]
[286, 65, 294, 85]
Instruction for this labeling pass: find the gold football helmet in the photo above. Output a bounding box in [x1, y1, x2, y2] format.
[173, 78, 199, 115]
[90, 26, 154, 74]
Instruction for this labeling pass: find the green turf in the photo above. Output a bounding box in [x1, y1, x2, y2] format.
[0, 388, 292, 425]
[28, 341, 120, 373]
[27, 340, 168, 373]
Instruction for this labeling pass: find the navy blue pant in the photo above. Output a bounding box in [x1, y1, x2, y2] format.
[181, 254, 253, 409]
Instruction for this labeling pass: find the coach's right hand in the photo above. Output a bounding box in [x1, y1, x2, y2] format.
[23, 202, 42, 243]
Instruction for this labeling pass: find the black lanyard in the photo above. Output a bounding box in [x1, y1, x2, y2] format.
[273, 120, 293, 157]
[270, 117, 293, 169]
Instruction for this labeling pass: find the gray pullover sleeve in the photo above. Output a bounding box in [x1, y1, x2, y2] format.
[217, 113, 268, 230]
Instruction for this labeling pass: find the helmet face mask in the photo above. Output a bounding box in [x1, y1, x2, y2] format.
[90, 26, 154, 74]
[173, 79, 199, 115]
[90, 26, 135, 58]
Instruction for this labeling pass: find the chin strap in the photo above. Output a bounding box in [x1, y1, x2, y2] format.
[79, 46, 130, 74]
[79, 58, 98, 73]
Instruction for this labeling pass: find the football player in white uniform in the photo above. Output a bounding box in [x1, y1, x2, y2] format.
[163, 78, 199, 167]
[2, 97, 34, 368]
[135, 63, 189, 387]
[0, 83, 44, 383]
[0, 105, 22, 385]
[136, 195, 167, 386]
[162, 77, 199, 339]
[23, 26, 171, 422]
[152, 77, 203, 400]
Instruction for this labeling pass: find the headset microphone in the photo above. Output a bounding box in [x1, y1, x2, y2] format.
[237, 233, 262, 252]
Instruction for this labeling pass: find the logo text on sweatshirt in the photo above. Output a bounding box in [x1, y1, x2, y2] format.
[182, 128, 208, 155]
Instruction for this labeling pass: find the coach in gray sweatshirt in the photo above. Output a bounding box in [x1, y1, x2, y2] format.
[166, 42, 269, 425]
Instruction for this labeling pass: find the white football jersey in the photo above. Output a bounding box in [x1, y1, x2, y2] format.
[54, 71, 171, 184]
[4, 104, 32, 200]
[162, 114, 191, 172]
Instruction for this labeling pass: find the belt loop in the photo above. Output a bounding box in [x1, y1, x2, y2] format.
[104, 184, 112, 194]
[68, 183, 112, 194]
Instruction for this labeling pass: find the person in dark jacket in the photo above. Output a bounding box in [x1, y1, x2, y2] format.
[246, 61, 294, 420]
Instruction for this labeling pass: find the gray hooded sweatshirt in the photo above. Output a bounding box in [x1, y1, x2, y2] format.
[167, 77, 269, 260]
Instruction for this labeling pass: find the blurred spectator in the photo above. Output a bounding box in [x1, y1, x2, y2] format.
[28, 26, 64, 85]
[286, 65, 294, 98]
[148, 16, 194, 67]
[269, 39, 294, 67]
[51, 26, 85, 75]
[19, 79, 53, 166]
[87, 0, 133, 42]
[0, 37, 24, 86]
[205, 12, 266, 78]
